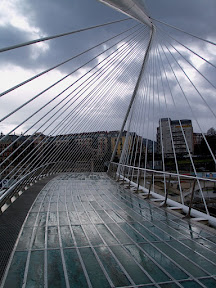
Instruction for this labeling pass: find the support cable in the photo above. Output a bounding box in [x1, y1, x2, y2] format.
[156, 43, 184, 204]
[158, 41, 210, 214]
[158, 27, 216, 70]
[151, 18, 216, 46]
[134, 56, 151, 186]
[0, 25, 143, 126]
[143, 52, 153, 188]
[154, 44, 167, 195]
[0, 25, 146, 157]
[30, 28, 150, 173]
[157, 28, 216, 120]
[1, 28, 145, 179]
[44, 33, 148, 174]
[131, 66, 150, 183]
[45, 33, 149, 173]
[159, 37, 216, 165]
[2, 29, 146, 182]
[0, 18, 131, 53]
[157, 29, 216, 91]
[0, 23, 140, 98]
[33, 35, 146, 174]
[151, 42, 156, 192]
[110, 25, 155, 167]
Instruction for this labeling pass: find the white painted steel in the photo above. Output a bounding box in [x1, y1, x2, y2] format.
[98, 0, 153, 27]
[120, 174, 216, 228]
[112, 162, 216, 228]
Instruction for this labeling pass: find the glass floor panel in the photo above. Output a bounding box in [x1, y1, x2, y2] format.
[1, 172, 216, 288]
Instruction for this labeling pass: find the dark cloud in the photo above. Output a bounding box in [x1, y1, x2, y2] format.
[0, 0, 133, 72]
[146, 0, 216, 38]
[29, 0, 123, 33]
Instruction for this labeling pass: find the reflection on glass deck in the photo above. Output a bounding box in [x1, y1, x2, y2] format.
[2, 173, 216, 288]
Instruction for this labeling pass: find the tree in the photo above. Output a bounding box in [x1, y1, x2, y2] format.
[207, 127, 216, 136]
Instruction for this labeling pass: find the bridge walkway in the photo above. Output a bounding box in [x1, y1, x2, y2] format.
[1, 173, 216, 287]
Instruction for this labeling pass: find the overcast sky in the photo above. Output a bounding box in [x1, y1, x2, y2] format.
[0, 0, 216, 138]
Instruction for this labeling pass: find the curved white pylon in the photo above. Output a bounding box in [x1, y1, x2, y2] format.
[98, 0, 153, 28]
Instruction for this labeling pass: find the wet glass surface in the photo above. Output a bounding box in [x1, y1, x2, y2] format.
[96, 210, 114, 223]
[47, 226, 59, 248]
[82, 224, 104, 246]
[199, 278, 216, 287]
[26, 251, 44, 288]
[47, 250, 66, 288]
[17, 227, 33, 251]
[130, 222, 160, 242]
[95, 246, 131, 287]
[110, 245, 152, 285]
[179, 280, 203, 288]
[37, 212, 47, 226]
[72, 225, 89, 247]
[87, 210, 103, 224]
[167, 239, 216, 274]
[125, 244, 171, 282]
[2, 173, 216, 287]
[119, 222, 147, 243]
[80, 247, 110, 287]
[107, 223, 133, 244]
[60, 226, 74, 248]
[181, 239, 216, 264]
[139, 243, 189, 280]
[64, 248, 88, 288]
[4, 251, 27, 288]
[159, 283, 181, 288]
[25, 212, 37, 227]
[154, 241, 208, 277]
[32, 227, 45, 249]
[59, 212, 69, 225]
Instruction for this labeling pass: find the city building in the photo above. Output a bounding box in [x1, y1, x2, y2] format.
[0, 130, 155, 176]
[193, 133, 203, 146]
[157, 118, 194, 158]
[110, 130, 127, 160]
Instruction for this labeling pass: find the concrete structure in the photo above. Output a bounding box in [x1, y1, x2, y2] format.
[157, 118, 194, 158]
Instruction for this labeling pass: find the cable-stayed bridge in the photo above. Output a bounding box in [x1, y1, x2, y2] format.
[0, 1, 216, 287]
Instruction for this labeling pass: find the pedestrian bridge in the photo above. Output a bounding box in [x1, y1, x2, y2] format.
[1, 0, 216, 287]
[1, 173, 216, 287]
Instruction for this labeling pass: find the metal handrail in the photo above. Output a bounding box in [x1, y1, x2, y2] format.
[0, 162, 57, 206]
[110, 161, 216, 183]
[109, 161, 216, 227]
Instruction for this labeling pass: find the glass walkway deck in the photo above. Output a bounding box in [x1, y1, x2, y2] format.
[1, 173, 216, 288]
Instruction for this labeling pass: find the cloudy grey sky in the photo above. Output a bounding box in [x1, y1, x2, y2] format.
[0, 0, 216, 138]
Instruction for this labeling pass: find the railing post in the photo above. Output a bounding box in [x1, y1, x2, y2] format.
[108, 162, 112, 177]
[185, 179, 196, 218]
[111, 163, 114, 178]
[112, 163, 116, 179]
[161, 174, 171, 207]
[146, 172, 154, 199]
[136, 168, 141, 193]
[122, 165, 126, 185]
[128, 167, 131, 189]
[114, 164, 118, 180]
[117, 164, 122, 182]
